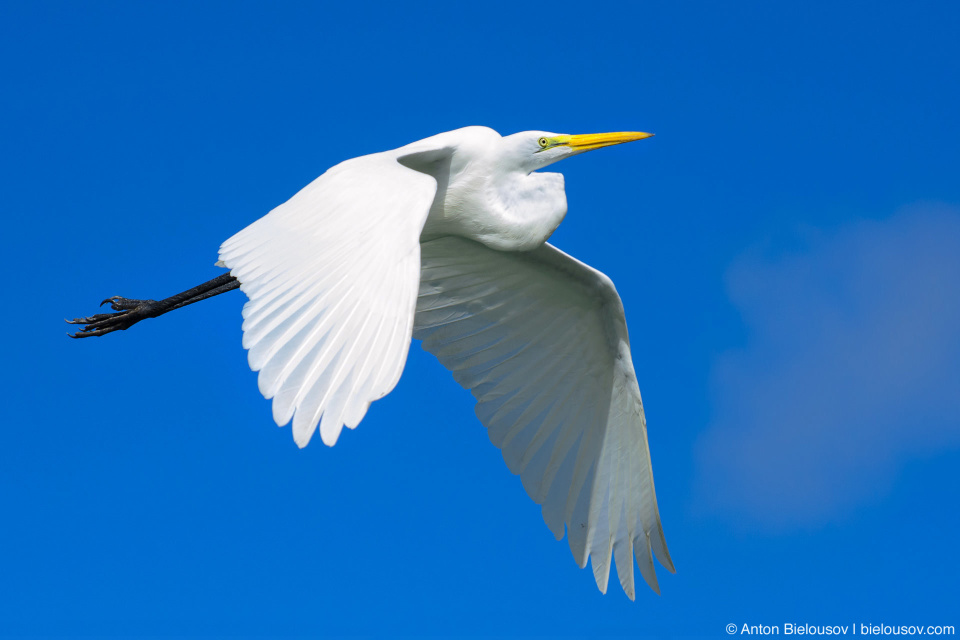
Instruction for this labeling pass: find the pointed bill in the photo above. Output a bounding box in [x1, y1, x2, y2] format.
[566, 131, 654, 152]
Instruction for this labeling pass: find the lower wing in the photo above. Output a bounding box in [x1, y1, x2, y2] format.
[415, 236, 674, 599]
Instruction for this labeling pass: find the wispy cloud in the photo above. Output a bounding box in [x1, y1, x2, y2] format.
[696, 204, 960, 528]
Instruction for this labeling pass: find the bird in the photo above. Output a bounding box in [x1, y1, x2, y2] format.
[67, 126, 674, 599]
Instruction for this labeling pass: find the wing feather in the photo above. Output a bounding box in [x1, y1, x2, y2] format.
[414, 236, 674, 599]
[220, 151, 443, 447]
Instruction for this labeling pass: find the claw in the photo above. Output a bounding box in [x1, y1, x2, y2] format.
[99, 296, 153, 312]
[68, 325, 123, 339]
[67, 296, 151, 338]
[66, 312, 118, 325]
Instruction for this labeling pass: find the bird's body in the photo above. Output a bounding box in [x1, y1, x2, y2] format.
[70, 126, 674, 600]
[409, 127, 569, 250]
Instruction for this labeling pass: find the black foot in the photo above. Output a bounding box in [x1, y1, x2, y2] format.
[66, 297, 161, 338]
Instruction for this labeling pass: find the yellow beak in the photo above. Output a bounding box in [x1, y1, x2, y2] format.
[566, 131, 654, 152]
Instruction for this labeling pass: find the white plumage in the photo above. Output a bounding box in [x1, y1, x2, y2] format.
[217, 126, 673, 598]
[219, 154, 434, 447]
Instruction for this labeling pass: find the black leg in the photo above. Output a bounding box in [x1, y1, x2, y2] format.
[67, 273, 241, 338]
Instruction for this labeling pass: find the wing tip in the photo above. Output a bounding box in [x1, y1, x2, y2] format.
[293, 427, 314, 449]
[635, 532, 662, 595]
[319, 422, 343, 447]
[652, 527, 676, 574]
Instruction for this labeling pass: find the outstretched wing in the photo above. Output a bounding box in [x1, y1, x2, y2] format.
[414, 237, 674, 599]
[218, 151, 442, 447]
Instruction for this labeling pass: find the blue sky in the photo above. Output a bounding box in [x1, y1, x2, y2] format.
[1, 1, 958, 637]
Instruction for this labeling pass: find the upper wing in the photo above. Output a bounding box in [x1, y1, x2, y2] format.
[218, 151, 441, 447]
[414, 237, 674, 599]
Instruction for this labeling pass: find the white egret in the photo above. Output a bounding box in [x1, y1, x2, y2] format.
[68, 126, 674, 599]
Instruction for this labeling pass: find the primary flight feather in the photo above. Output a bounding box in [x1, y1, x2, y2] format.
[69, 125, 674, 599]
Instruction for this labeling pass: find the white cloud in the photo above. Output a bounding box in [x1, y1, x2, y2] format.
[696, 204, 960, 528]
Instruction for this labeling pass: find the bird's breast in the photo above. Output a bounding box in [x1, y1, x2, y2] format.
[421, 170, 568, 252]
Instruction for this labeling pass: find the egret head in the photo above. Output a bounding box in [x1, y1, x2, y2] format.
[505, 130, 655, 172]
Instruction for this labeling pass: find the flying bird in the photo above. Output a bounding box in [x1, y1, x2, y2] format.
[68, 126, 674, 599]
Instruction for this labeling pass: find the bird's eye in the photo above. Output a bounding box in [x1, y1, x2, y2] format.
[538, 137, 549, 148]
